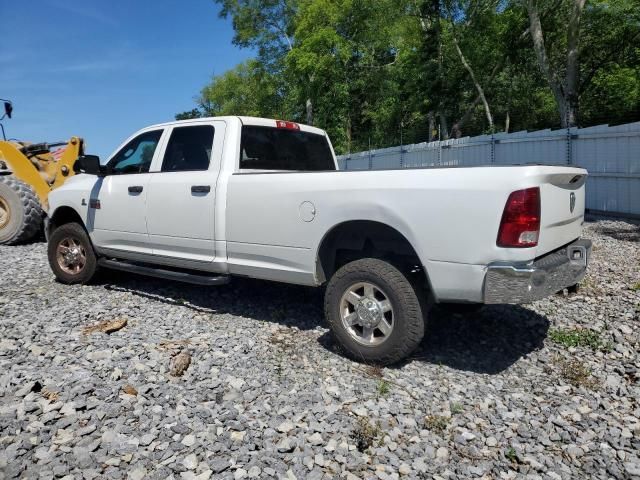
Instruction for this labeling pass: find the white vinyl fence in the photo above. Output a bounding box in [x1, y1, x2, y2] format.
[337, 122, 640, 218]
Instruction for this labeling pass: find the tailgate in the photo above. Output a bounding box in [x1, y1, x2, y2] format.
[536, 168, 587, 256]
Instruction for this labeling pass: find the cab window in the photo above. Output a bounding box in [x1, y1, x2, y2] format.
[239, 126, 335, 171]
[161, 125, 215, 172]
[109, 130, 162, 174]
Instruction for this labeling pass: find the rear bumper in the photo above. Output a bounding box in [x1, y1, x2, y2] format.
[483, 238, 592, 304]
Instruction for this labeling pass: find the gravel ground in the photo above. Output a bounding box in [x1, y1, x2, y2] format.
[0, 217, 638, 480]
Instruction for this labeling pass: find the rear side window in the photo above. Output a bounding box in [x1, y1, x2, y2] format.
[240, 126, 335, 171]
[161, 125, 215, 172]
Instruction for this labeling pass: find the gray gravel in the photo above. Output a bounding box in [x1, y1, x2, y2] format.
[0, 217, 638, 479]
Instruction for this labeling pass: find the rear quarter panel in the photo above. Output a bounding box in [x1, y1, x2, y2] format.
[224, 165, 586, 288]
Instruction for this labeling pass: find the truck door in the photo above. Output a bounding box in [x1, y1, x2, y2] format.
[90, 129, 164, 254]
[146, 121, 224, 262]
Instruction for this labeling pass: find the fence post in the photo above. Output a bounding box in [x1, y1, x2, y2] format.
[400, 127, 404, 168]
[490, 134, 495, 163]
[566, 126, 572, 165]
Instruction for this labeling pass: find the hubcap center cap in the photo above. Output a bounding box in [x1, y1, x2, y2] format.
[65, 248, 81, 264]
[356, 299, 382, 328]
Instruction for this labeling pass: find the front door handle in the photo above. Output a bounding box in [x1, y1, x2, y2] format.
[191, 185, 211, 194]
[128, 186, 143, 194]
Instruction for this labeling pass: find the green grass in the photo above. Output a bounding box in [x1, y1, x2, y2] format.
[450, 402, 464, 415]
[548, 327, 604, 350]
[376, 379, 390, 397]
[631, 282, 640, 291]
[505, 447, 518, 462]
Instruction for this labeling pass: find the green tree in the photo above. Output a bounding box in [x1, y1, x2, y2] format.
[175, 0, 640, 152]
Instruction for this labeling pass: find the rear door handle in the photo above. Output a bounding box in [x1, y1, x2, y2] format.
[128, 186, 143, 193]
[191, 185, 211, 194]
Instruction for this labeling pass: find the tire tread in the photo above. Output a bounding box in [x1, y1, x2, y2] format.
[324, 258, 425, 365]
[0, 175, 43, 245]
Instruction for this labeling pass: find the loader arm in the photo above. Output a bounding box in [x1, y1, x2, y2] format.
[0, 137, 82, 209]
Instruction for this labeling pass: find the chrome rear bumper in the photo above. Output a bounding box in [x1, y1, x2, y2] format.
[483, 239, 592, 304]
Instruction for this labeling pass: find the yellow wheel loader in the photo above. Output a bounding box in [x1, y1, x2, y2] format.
[0, 99, 83, 245]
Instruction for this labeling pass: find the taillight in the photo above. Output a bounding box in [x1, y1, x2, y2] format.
[276, 120, 300, 130]
[497, 187, 540, 248]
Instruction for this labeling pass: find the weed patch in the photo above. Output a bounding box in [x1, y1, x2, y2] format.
[424, 415, 449, 434]
[351, 417, 383, 452]
[549, 327, 604, 350]
[554, 357, 599, 389]
[376, 379, 390, 397]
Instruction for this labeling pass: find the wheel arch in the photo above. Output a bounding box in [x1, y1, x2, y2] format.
[47, 206, 85, 238]
[315, 219, 432, 291]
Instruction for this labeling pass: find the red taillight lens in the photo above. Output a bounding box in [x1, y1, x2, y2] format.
[497, 187, 540, 248]
[276, 120, 300, 130]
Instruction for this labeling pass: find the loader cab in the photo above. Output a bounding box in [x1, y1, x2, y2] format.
[0, 99, 13, 140]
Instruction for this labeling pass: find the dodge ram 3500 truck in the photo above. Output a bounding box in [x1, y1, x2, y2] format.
[45, 116, 591, 364]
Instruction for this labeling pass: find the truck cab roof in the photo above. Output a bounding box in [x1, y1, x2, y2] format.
[145, 116, 328, 137]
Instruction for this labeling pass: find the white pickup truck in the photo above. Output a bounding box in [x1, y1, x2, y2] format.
[46, 116, 591, 364]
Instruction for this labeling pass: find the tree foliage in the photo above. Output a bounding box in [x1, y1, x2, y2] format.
[177, 0, 640, 153]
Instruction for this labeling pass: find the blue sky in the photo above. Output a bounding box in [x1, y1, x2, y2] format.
[0, 0, 252, 159]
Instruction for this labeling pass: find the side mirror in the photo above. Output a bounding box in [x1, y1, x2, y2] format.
[3, 102, 12, 119]
[74, 155, 103, 175]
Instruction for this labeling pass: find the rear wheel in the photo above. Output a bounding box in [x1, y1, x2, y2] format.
[324, 258, 426, 365]
[0, 175, 43, 245]
[48, 223, 98, 284]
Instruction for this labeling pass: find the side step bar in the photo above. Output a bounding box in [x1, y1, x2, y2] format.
[98, 258, 231, 286]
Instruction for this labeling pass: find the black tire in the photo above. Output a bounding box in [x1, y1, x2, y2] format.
[324, 258, 426, 365]
[0, 175, 43, 245]
[48, 223, 98, 284]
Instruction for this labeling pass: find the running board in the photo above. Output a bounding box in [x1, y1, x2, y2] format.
[98, 258, 230, 286]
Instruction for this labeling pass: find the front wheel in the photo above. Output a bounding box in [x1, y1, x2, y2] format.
[324, 258, 426, 365]
[48, 223, 98, 284]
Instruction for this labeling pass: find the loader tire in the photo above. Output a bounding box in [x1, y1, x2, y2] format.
[0, 175, 43, 245]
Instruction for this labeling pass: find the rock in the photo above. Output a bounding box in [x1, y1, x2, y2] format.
[326, 385, 340, 398]
[209, 459, 230, 473]
[0, 221, 636, 479]
[277, 420, 295, 433]
[183, 453, 198, 470]
[624, 462, 640, 477]
[140, 433, 156, 446]
[307, 433, 323, 445]
[436, 447, 449, 459]
[170, 352, 192, 377]
[86, 350, 111, 361]
[486, 436, 498, 447]
[128, 467, 147, 480]
[53, 429, 74, 445]
[247, 466, 261, 478]
[277, 438, 296, 453]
